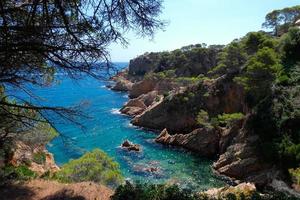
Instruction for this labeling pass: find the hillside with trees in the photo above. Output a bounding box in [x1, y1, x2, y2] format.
[113, 5, 300, 199]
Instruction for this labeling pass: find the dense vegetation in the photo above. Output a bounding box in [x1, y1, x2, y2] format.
[130, 44, 224, 78]
[112, 182, 299, 200]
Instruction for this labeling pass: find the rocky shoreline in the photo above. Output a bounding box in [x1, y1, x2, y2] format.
[110, 53, 300, 197]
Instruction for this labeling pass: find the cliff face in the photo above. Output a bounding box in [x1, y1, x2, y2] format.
[9, 139, 59, 175]
[131, 76, 247, 134]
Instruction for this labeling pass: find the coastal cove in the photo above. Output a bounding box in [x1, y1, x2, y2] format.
[25, 63, 226, 190]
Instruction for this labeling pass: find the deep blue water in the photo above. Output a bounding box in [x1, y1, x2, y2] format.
[10, 62, 224, 190]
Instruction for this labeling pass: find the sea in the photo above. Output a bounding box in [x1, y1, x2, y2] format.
[11, 62, 225, 190]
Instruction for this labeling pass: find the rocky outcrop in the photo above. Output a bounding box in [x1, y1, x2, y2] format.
[204, 76, 247, 115]
[131, 88, 199, 133]
[111, 77, 133, 92]
[132, 76, 247, 134]
[129, 79, 157, 98]
[10, 140, 59, 175]
[121, 91, 162, 117]
[121, 140, 141, 152]
[212, 116, 280, 188]
[138, 90, 160, 107]
[155, 128, 220, 157]
[202, 182, 256, 199]
[120, 99, 147, 116]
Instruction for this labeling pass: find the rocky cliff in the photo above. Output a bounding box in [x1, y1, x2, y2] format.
[113, 54, 289, 192]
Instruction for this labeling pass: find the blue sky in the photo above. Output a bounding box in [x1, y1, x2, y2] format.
[109, 0, 300, 62]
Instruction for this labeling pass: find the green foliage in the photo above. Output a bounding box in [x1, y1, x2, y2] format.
[278, 135, 300, 168]
[112, 182, 298, 200]
[53, 149, 123, 188]
[210, 42, 247, 75]
[216, 113, 245, 127]
[0, 165, 37, 181]
[262, 5, 300, 35]
[141, 44, 222, 78]
[33, 152, 46, 165]
[196, 110, 212, 129]
[280, 28, 300, 67]
[235, 47, 282, 107]
[175, 77, 201, 85]
[111, 182, 198, 200]
[289, 167, 300, 185]
[145, 70, 176, 80]
[243, 32, 277, 55]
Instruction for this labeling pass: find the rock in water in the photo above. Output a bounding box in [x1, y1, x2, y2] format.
[121, 140, 141, 152]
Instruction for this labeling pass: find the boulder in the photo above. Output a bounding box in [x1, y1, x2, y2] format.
[138, 90, 159, 107]
[111, 78, 133, 91]
[155, 128, 220, 157]
[202, 182, 256, 199]
[120, 106, 144, 116]
[124, 99, 147, 109]
[120, 98, 147, 116]
[121, 140, 141, 152]
[129, 79, 156, 98]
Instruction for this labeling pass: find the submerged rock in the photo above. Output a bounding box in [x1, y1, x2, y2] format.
[121, 140, 141, 152]
[132, 164, 164, 178]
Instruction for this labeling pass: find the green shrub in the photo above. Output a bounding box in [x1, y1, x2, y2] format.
[217, 113, 245, 127]
[196, 110, 212, 129]
[0, 165, 37, 181]
[111, 182, 197, 200]
[289, 168, 300, 186]
[53, 149, 123, 188]
[278, 135, 300, 168]
[33, 152, 46, 164]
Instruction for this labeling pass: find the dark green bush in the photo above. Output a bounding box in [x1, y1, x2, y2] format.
[111, 182, 197, 200]
[0, 165, 37, 182]
[53, 149, 123, 188]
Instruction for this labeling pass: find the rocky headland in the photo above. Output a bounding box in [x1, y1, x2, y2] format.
[111, 44, 300, 197]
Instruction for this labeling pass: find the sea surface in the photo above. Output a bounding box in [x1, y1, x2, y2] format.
[13, 62, 225, 190]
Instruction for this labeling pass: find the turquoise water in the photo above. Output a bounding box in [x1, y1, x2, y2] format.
[17, 63, 224, 190]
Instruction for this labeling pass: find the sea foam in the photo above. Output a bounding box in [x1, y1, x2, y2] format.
[110, 108, 121, 115]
